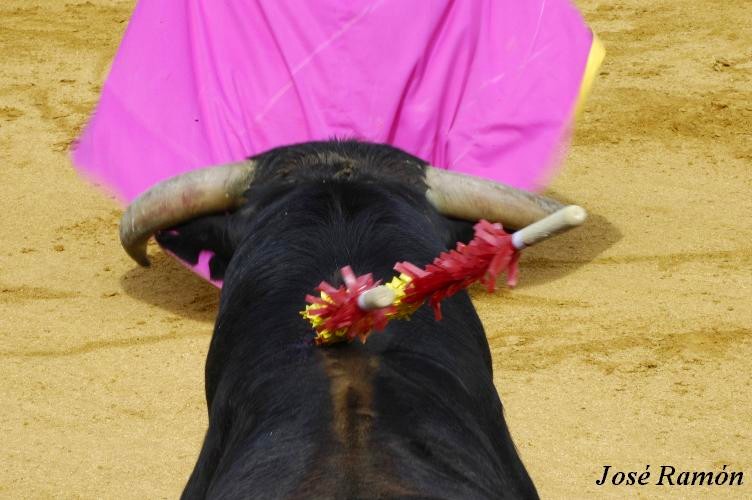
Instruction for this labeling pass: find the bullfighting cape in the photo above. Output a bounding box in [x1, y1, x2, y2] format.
[73, 0, 603, 285]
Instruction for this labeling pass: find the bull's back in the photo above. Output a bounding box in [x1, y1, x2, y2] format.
[185, 306, 536, 499]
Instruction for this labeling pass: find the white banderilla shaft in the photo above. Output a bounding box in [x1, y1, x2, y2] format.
[511, 205, 587, 250]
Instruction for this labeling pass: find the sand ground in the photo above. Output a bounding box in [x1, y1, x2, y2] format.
[1, 1, 750, 498]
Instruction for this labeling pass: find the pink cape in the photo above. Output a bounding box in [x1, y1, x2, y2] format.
[73, 0, 601, 285]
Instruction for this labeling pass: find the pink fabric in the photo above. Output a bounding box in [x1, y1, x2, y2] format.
[72, 0, 594, 284]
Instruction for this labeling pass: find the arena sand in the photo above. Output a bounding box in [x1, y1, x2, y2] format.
[1, 1, 750, 498]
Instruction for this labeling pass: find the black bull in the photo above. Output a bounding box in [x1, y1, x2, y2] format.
[146, 141, 538, 498]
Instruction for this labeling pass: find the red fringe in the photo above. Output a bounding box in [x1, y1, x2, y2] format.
[305, 266, 393, 344]
[394, 220, 519, 320]
[304, 220, 519, 344]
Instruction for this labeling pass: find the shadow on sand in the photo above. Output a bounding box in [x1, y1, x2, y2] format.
[512, 191, 622, 289]
[120, 250, 220, 323]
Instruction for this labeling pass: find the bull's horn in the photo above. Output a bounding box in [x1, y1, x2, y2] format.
[425, 167, 567, 228]
[119, 161, 256, 266]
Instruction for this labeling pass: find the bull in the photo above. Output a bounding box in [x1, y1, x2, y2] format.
[120, 140, 563, 498]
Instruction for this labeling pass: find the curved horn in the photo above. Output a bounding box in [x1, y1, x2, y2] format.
[425, 167, 567, 228]
[119, 161, 256, 266]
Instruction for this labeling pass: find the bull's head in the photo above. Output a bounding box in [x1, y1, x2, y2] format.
[119, 142, 567, 266]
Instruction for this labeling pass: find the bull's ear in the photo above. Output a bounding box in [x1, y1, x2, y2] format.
[155, 214, 234, 281]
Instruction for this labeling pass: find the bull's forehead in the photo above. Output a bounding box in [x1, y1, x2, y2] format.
[249, 140, 428, 189]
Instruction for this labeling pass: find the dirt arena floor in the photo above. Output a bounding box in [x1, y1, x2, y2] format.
[1, 1, 750, 498]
